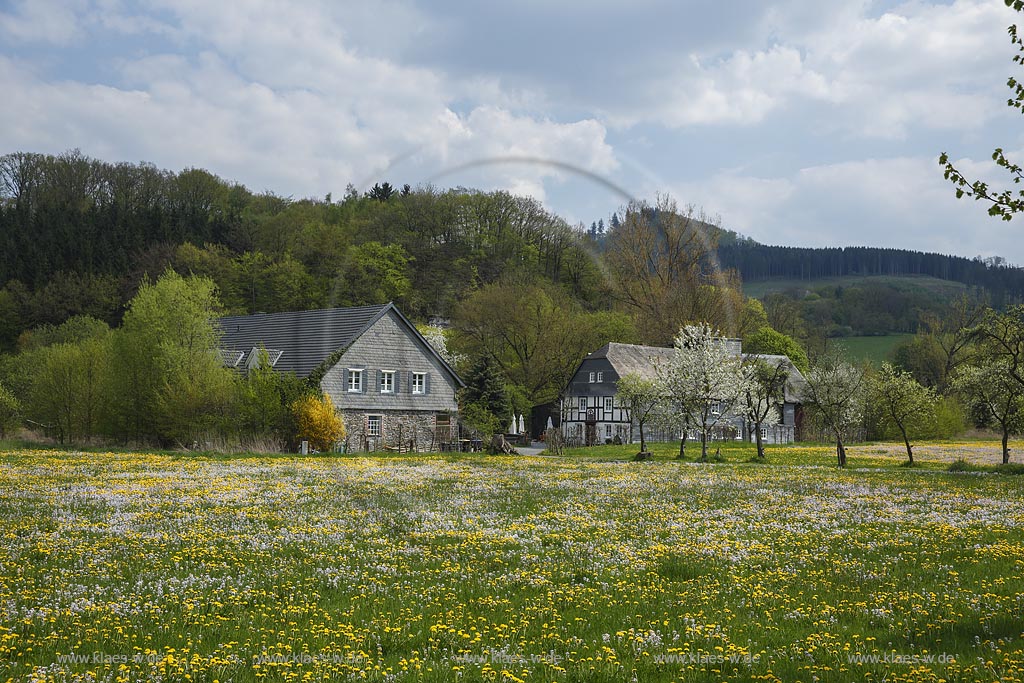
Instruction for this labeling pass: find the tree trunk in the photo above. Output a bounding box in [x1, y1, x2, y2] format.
[899, 424, 913, 464]
[639, 421, 646, 453]
[836, 435, 846, 468]
[677, 431, 687, 460]
[1003, 425, 1011, 465]
[701, 429, 708, 463]
[754, 421, 765, 460]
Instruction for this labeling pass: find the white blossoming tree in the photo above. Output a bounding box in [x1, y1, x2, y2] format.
[743, 357, 789, 461]
[803, 349, 866, 468]
[659, 323, 749, 462]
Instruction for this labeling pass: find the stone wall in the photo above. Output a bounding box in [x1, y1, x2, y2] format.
[341, 409, 458, 453]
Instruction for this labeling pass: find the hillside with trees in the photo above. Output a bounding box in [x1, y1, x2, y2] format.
[5, 149, 1024, 449]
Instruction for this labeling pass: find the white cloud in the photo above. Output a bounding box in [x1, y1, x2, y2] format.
[0, 0, 618, 203]
[634, 46, 832, 128]
[0, 0, 85, 45]
[677, 154, 1024, 263]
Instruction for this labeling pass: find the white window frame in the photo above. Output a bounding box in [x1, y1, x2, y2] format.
[380, 370, 395, 394]
[760, 426, 768, 440]
[347, 369, 362, 393]
[596, 371, 604, 382]
[604, 397, 613, 413]
[578, 396, 587, 410]
[411, 372, 426, 395]
[710, 400, 721, 416]
[588, 371, 596, 383]
[367, 415, 382, 437]
[605, 424, 612, 438]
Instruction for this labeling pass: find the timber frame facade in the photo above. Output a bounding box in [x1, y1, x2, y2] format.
[560, 341, 806, 447]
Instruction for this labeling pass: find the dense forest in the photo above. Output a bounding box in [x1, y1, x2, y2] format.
[717, 241, 1024, 305]
[0, 149, 610, 352]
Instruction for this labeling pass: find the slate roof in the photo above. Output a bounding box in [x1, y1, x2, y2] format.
[217, 304, 389, 378]
[585, 342, 807, 403]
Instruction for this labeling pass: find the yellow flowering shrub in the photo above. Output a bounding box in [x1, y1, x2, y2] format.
[291, 392, 345, 451]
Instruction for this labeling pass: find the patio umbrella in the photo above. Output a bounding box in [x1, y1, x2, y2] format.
[546, 416, 554, 430]
[518, 414, 525, 434]
[509, 416, 517, 435]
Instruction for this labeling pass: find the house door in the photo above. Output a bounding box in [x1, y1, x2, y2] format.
[585, 423, 597, 446]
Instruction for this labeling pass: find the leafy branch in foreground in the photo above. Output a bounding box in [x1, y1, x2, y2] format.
[940, 1, 1024, 219]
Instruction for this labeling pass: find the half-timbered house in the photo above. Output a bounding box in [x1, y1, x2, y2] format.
[560, 341, 806, 446]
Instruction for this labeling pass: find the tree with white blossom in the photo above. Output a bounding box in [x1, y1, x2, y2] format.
[743, 357, 789, 460]
[803, 349, 866, 468]
[658, 323, 749, 462]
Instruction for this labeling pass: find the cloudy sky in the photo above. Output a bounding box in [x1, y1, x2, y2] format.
[3, 0, 1024, 262]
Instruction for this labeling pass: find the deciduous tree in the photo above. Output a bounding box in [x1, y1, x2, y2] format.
[616, 373, 661, 453]
[605, 196, 741, 345]
[743, 357, 790, 460]
[0, 381, 20, 438]
[744, 327, 810, 374]
[803, 349, 866, 468]
[871, 363, 938, 464]
[954, 358, 1024, 464]
[658, 323, 749, 462]
[108, 269, 233, 445]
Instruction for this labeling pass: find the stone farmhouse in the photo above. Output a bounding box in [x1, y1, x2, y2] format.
[218, 303, 463, 452]
[560, 341, 806, 447]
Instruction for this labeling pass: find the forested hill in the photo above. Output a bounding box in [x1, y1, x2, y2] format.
[0, 150, 605, 352]
[716, 240, 1024, 304]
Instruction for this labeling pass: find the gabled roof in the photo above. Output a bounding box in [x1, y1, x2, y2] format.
[592, 342, 674, 381]
[216, 303, 464, 386]
[217, 304, 390, 378]
[580, 342, 807, 403]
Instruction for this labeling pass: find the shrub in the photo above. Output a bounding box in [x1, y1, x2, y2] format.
[0, 382, 20, 437]
[292, 393, 345, 452]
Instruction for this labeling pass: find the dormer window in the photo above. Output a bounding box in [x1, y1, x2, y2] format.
[589, 372, 596, 383]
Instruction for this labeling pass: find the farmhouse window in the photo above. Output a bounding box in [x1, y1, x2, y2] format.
[589, 371, 595, 383]
[596, 372, 604, 382]
[380, 370, 395, 394]
[348, 369, 363, 392]
[578, 396, 587, 410]
[760, 427, 768, 440]
[710, 400, 721, 416]
[412, 372, 426, 394]
[367, 415, 382, 437]
[604, 397, 613, 413]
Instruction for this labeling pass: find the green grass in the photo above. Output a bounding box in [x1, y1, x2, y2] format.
[742, 274, 969, 300]
[2, 446, 1023, 682]
[834, 333, 914, 364]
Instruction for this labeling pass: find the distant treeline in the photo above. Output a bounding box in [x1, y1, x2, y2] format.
[717, 243, 1024, 304]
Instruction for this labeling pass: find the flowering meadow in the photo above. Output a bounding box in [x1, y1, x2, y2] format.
[1, 449, 1023, 683]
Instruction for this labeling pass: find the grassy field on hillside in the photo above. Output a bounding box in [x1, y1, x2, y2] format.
[833, 334, 914, 365]
[742, 274, 969, 300]
[2, 445, 1022, 682]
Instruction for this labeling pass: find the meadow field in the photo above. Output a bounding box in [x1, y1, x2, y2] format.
[1, 445, 1022, 682]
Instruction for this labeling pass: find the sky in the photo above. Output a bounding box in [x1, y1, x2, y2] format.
[3, 0, 1024, 263]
